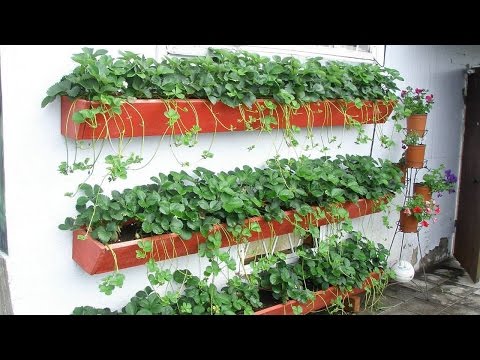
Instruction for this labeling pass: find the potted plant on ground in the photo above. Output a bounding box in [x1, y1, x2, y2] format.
[400, 86, 434, 137]
[414, 165, 457, 201]
[398, 194, 440, 233]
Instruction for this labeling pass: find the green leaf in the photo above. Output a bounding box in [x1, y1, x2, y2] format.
[136, 309, 153, 315]
[58, 217, 75, 231]
[142, 222, 153, 233]
[72, 112, 85, 124]
[158, 201, 170, 215]
[178, 228, 192, 240]
[97, 227, 111, 244]
[151, 223, 163, 234]
[329, 188, 345, 198]
[125, 302, 136, 315]
[76, 196, 89, 206]
[79, 183, 93, 198]
[250, 222, 261, 233]
[278, 189, 294, 201]
[270, 273, 280, 285]
[170, 203, 185, 216]
[198, 200, 210, 210]
[41, 96, 55, 108]
[173, 269, 191, 283]
[223, 197, 244, 212]
[170, 217, 184, 234]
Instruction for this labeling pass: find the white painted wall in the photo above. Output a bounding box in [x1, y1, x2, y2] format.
[0, 45, 478, 314]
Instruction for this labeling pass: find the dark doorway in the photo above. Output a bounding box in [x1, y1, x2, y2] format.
[0, 61, 6, 254]
[454, 68, 480, 283]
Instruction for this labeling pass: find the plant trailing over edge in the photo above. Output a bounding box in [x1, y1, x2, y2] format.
[42, 47, 404, 182]
[72, 230, 392, 315]
[60, 154, 403, 244]
[61, 154, 402, 295]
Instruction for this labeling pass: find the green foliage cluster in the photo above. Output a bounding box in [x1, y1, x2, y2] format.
[43, 47, 402, 110]
[73, 230, 392, 315]
[294, 231, 389, 292]
[60, 155, 403, 244]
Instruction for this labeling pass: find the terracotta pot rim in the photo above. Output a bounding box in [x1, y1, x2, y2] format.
[408, 114, 428, 118]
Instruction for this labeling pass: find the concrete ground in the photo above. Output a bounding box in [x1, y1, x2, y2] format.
[358, 257, 480, 315]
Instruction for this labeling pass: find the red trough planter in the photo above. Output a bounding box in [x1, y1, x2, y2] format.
[72, 198, 387, 275]
[61, 97, 395, 140]
[254, 272, 381, 315]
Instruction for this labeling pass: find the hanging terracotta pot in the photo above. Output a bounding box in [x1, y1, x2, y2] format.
[399, 212, 419, 233]
[414, 183, 432, 202]
[405, 145, 426, 168]
[406, 114, 427, 137]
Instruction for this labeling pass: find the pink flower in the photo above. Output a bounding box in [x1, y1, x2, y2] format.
[433, 217, 438, 223]
[426, 208, 432, 214]
[401, 90, 407, 98]
[421, 220, 429, 227]
[415, 88, 424, 94]
[426, 95, 433, 103]
[404, 208, 412, 216]
[435, 207, 440, 214]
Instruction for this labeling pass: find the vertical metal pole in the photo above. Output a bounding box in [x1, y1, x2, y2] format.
[369, 123, 377, 157]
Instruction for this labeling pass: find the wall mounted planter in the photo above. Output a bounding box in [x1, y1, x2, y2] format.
[254, 271, 380, 315]
[72, 198, 387, 275]
[61, 96, 395, 140]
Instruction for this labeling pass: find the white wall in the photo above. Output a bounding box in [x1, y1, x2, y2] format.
[1, 45, 478, 314]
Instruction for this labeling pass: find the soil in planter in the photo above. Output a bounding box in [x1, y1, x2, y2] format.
[115, 222, 143, 243]
[258, 289, 281, 309]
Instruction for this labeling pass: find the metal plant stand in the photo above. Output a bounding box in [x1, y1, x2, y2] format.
[388, 150, 430, 301]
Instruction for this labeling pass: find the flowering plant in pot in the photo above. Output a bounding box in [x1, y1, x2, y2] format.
[400, 87, 434, 116]
[403, 131, 425, 168]
[415, 165, 457, 200]
[401, 86, 434, 136]
[398, 195, 440, 232]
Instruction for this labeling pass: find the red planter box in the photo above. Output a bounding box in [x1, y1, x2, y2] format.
[254, 272, 380, 315]
[72, 198, 386, 275]
[61, 97, 395, 140]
